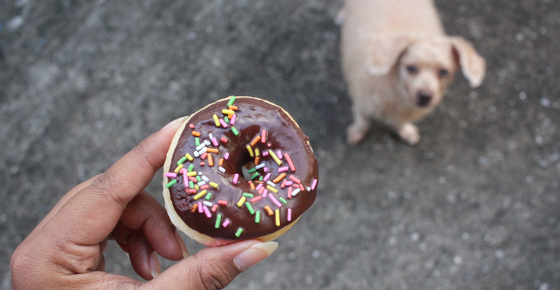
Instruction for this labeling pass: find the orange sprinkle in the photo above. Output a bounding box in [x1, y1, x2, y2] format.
[264, 205, 274, 216]
[250, 135, 261, 146]
[254, 156, 260, 165]
[190, 203, 198, 212]
[228, 105, 238, 111]
[207, 148, 219, 154]
[250, 182, 255, 190]
[273, 173, 286, 183]
[219, 158, 224, 166]
[192, 131, 201, 137]
[208, 154, 214, 167]
[186, 189, 197, 194]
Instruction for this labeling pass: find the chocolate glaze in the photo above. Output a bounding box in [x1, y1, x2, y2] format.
[167, 97, 319, 240]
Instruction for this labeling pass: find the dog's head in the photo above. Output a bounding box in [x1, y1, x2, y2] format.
[367, 36, 485, 109]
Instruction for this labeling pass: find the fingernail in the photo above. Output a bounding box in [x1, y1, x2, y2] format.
[150, 251, 161, 279]
[233, 241, 278, 271]
[161, 117, 185, 131]
[175, 230, 189, 259]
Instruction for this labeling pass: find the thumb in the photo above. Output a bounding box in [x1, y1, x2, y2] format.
[145, 240, 278, 290]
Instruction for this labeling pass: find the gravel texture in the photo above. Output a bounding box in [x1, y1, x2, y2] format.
[1, 0, 559, 289]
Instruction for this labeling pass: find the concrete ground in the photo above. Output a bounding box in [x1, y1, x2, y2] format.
[1, 0, 559, 289]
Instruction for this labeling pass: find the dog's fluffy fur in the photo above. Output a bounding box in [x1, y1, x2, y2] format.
[340, 0, 485, 145]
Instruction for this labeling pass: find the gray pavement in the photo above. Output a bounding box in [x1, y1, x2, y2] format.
[1, 0, 560, 289]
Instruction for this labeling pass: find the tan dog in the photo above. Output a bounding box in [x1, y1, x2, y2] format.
[340, 0, 485, 145]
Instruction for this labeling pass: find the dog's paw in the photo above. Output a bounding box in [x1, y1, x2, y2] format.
[398, 123, 420, 145]
[346, 124, 366, 145]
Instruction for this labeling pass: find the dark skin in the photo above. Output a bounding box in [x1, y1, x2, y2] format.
[10, 118, 277, 290]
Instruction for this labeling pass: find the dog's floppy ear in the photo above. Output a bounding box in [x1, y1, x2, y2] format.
[450, 37, 486, 88]
[367, 37, 410, 75]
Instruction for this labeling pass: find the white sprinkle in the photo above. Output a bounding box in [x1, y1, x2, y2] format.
[209, 133, 213, 139]
[203, 201, 213, 206]
[204, 140, 211, 146]
[292, 188, 301, 196]
[306, 187, 311, 191]
[218, 166, 226, 173]
[198, 181, 206, 186]
[196, 143, 206, 151]
[193, 151, 200, 158]
[201, 176, 209, 182]
[198, 147, 208, 155]
[267, 181, 276, 187]
[255, 163, 266, 170]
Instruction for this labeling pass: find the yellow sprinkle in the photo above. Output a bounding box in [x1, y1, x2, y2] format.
[237, 196, 247, 207]
[275, 209, 280, 226]
[255, 147, 260, 157]
[213, 114, 220, 127]
[193, 190, 207, 200]
[267, 185, 279, 193]
[187, 171, 197, 177]
[174, 164, 183, 173]
[269, 150, 282, 165]
[209, 182, 219, 188]
[246, 145, 254, 157]
[194, 184, 199, 190]
[185, 153, 194, 161]
[222, 109, 235, 115]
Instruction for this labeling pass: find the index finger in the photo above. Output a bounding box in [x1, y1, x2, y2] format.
[43, 117, 185, 245]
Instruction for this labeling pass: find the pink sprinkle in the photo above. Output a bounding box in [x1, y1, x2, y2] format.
[263, 189, 268, 198]
[198, 202, 203, 213]
[288, 187, 293, 199]
[203, 206, 212, 218]
[267, 142, 272, 147]
[165, 172, 177, 178]
[285, 180, 293, 186]
[200, 161, 205, 166]
[281, 179, 287, 189]
[276, 150, 283, 159]
[233, 173, 239, 184]
[269, 194, 282, 207]
[251, 196, 262, 203]
[231, 114, 237, 125]
[212, 138, 219, 147]
[284, 153, 296, 172]
[278, 166, 289, 173]
[311, 179, 318, 190]
[263, 173, 271, 181]
[218, 199, 228, 205]
[287, 209, 292, 221]
[263, 151, 269, 156]
[183, 173, 189, 187]
[219, 119, 228, 128]
[221, 136, 229, 143]
[201, 185, 209, 190]
[289, 175, 301, 184]
[222, 219, 230, 228]
[189, 177, 198, 182]
[201, 152, 207, 160]
[224, 152, 230, 160]
[264, 167, 269, 173]
[261, 129, 267, 143]
[211, 204, 218, 212]
[256, 183, 264, 190]
[258, 186, 265, 195]
[189, 124, 195, 129]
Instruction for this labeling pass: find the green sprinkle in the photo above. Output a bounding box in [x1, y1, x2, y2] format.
[224, 116, 229, 123]
[259, 175, 263, 181]
[231, 126, 239, 136]
[215, 214, 222, 228]
[255, 211, 260, 223]
[235, 227, 243, 237]
[250, 172, 259, 180]
[243, 192, 254, 198]
[195, 137, 200, 146]
[227, 96, 236, 106]
[205, 192, 212, 200]
[189, 181, 194, 188]
[165, 179, 177, 188]
[177, 156, 188, 165]
[247, 168, 257, 174]
[279, 197, 288, 204]
[188, 164, 194, 172]
[245, 202, 255, 214]
[196, 176, 202, 182]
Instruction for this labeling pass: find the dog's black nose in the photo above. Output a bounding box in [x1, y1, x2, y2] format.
[416, 91, 433, 107]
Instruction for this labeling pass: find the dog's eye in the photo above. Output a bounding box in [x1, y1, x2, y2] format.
[438, 69, 449, 78]
[406, 65, 418, 75]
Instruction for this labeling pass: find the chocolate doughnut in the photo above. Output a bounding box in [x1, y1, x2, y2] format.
[162, 96, 319, 246]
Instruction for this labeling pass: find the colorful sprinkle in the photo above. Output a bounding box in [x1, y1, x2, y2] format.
[289, 175, 301, 184]
[246, 145, 254, 157]
[235, 227, 243, 237]
[165, 179, 177, 188]
[192, 131, 201, 137]
[219, 119, 228, 128]
[193, 190, 207, 200]
[203, 201, 213, 207]
[245, 202, 255, 214]
[221, 136, 229, 144]
[189, 123, 195, 129]
[269, 194, 282, 207]
[218, 199, 228, 205]
[250, 135, 261, 146]
[237, 196, 247, 207]
[287, 208, 292, 221]
[292, 188, 301, 196]
[209, 181, 219, 188]
[195, 137, 200, 147]
[218, 166, 226, 173]
[177, 156, 188, 165]
[222, 109, 235, 115]
[284, 153, 296, 172]
[198, 202, 203, 213]
[213, 114, 220, 127]
[243, 192, 254, 198]
[275, 209, 280, 226]
[205, 192, 212, 200]
[264, 205, 273, 216]
[230, 114, 237, 125]
[203, 206, 212, 218]
[233, 173, 239, 184]
[311, 179, 318, 190]
[261, 129, 267, 143]
[269, 150, 282, 165]
[276, 150, 283, 159]
[273, 173, 286, 183]
[223, 219, 231, 228]
[215, 214, 223, 228]
[211, 204, 218, 212]
[267, 185, 279, 194]
[208, 153, 214, 167]
[212, 138, 219, 147]
[250, 172, 259, 180]
[174, 164, 184, 173]
[191, 203, 198, 212]
[165, 172, 177, 178]
[185, 153, 194, 162]
[279, 197, 288, 204]
[227, 96, 236, 106]
[251, 196, 262, 203]
[255, 211, 261, 223]
[231, 126, 239, 136]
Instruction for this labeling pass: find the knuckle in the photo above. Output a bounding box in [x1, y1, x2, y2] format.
[89, 172, 129, 208]
[192, 255, 236, 290]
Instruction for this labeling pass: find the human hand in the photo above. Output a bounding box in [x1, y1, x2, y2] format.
[10, 118, 278, 289]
